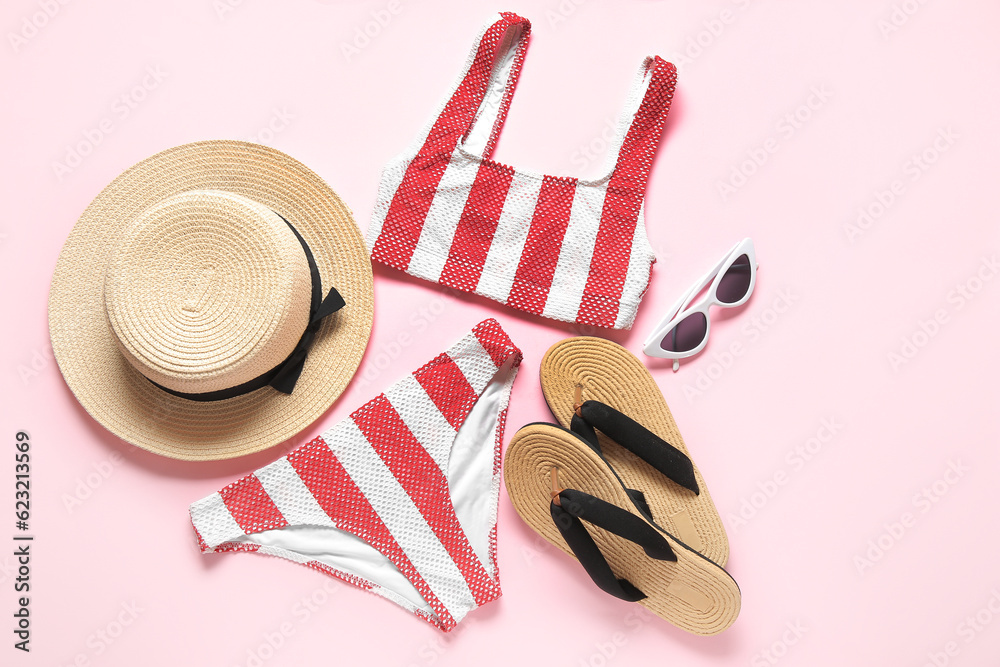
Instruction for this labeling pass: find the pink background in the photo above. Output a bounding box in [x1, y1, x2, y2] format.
[3, 0, 1000, 664]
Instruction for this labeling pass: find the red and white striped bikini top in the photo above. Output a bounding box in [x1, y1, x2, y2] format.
[367, 12, 677, 330]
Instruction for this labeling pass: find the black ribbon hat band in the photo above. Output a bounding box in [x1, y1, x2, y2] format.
[151, 214, 346, 402]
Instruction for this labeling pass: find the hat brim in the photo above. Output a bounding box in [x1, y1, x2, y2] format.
[48, 141, 374, 461]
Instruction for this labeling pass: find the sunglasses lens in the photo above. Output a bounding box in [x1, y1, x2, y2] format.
[659, 312, 708, 354]
[717, 253, 752, 304]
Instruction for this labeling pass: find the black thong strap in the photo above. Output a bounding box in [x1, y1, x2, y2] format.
[571, 400, 699, 495]
[550, 487, 675, 602]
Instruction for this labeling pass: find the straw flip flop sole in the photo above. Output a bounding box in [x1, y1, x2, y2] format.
[505, 424, 740, 636]
[540, 337, 729, 566]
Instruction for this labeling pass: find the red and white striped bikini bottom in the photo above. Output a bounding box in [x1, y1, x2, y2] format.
[189, 319, 522, 631]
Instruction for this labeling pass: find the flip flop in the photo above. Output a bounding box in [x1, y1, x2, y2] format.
[504, 423, 740, 636]
[540, 337, 729, 566]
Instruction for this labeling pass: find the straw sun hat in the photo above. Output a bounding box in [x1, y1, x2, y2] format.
[48, 141, 374, 461]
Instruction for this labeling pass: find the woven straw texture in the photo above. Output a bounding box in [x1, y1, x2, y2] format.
[48, 141, 374, 461]
[104, 189, 315, 393]
[540, 337, 729, 566]
[504, 424, 740, 636]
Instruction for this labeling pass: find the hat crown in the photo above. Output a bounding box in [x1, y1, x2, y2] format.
[103, 190, 312, 394]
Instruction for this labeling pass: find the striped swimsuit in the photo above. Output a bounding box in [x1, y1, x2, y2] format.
[367, 12, 677, 329]
[190, 319, 521, 631]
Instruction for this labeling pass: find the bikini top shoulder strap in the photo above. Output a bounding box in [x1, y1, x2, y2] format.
[416, 12, 531, 160]
[607, 56, 678, 188]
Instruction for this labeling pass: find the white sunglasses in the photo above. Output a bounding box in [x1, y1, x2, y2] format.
[642, 238, 758, 371]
